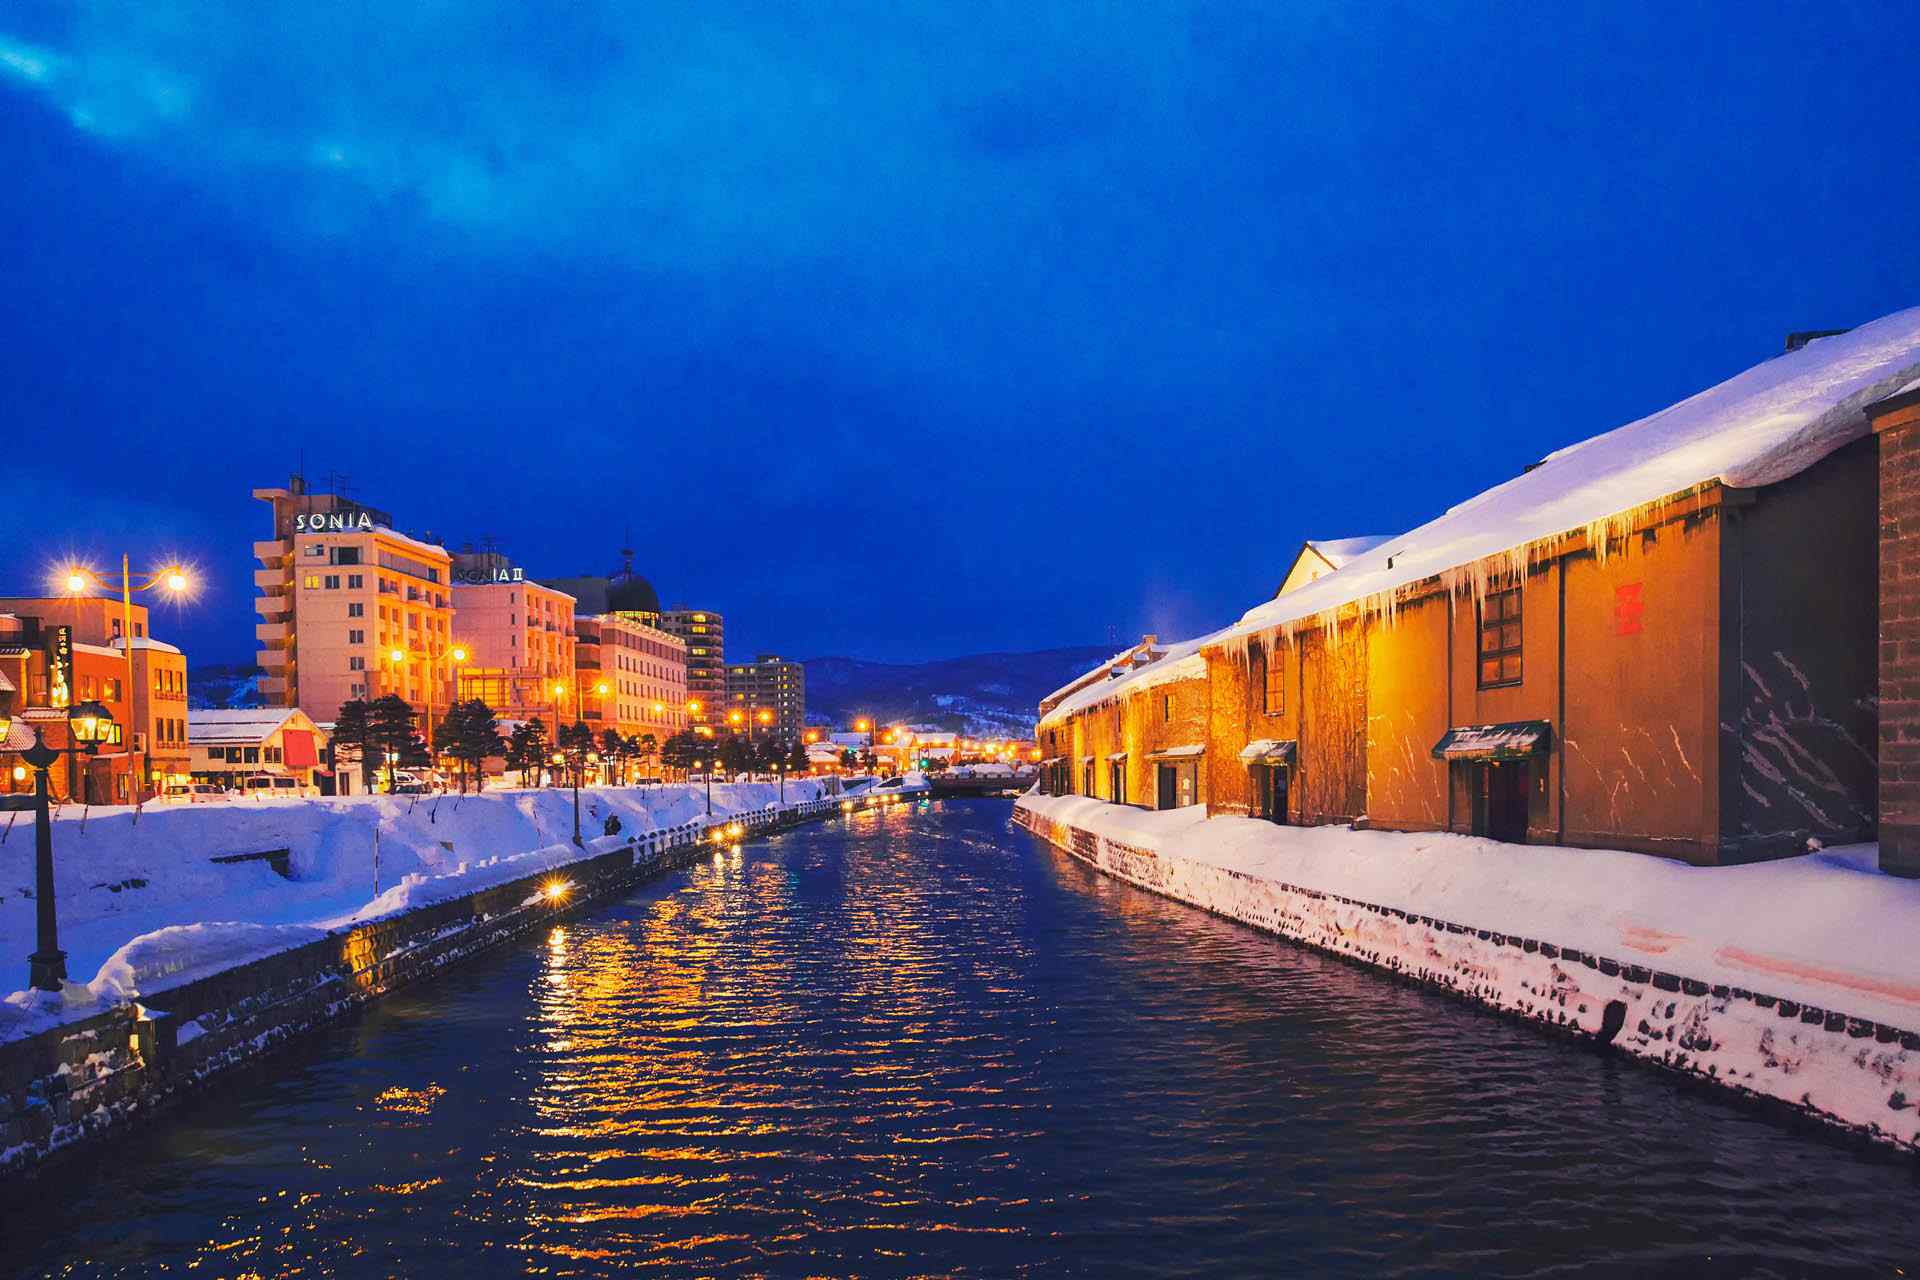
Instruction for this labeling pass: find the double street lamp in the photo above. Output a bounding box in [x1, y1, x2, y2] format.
[62, 559, 193, 801]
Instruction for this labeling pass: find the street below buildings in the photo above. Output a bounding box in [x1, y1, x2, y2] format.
[5, 798, 1917, 1277]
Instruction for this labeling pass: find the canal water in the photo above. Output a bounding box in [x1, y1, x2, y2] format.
[7, 799, 1919, 1277]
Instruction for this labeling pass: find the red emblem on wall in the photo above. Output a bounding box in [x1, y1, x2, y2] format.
[1615, 582, 1644, 636]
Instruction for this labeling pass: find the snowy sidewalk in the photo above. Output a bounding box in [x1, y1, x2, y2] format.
[1017, 793, 1920, 1032]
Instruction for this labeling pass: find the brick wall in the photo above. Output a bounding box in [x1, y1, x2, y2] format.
[1875, 386, 1920, 877]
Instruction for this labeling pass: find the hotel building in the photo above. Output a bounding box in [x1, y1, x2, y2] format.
[574, 613, 688, 745]
[451, 549, 577, 735]
[724, 653, 805, 740]
[253, 477, 454, 727]
[659, 607, 725, 728]
[0, 595, 189, 801]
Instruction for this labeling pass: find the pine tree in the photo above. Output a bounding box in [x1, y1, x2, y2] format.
[333, 698, 376, 790]
[660, 730, 699, 778]
[437, 700, 502, 793]
[786, 738, 809, 775]
[599, 728, 626, 784]
[637, 733, 659, 780]
[367, 694, 419, 792]
[507, 719, 550, 786]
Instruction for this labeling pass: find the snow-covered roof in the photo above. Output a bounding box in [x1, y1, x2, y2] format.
[109, 637, 183, 655]
[187, 708, 318, 745]
[1227, 307, 1920, 646]
[1308, 536, 1392, 568]
[1039, 635, 1210, 729]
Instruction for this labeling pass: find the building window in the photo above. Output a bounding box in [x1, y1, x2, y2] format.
[302, 575, 321, 589]
[348, 602, 364, 618]
[1263, 648, 1285, 715]
[1479, 587, 1523, 688]
[348, 629, 364, 644]
[348, 656, 365, 671]
[347, 574, 363, 589]
[324, 575, 341, 589]
[1163, 694, 1172, 722]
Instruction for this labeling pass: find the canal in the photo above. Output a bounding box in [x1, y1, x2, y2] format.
[7, 799, 1918, 1277]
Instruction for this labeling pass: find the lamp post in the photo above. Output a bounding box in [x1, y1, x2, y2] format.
[63, 559, 192, 802]
[17, 726, 68, 990]
[692, 758, 712, 816]
[551, 749, 582, 845]
[66, 700, 116, 805]
[549, 680, 568, 750]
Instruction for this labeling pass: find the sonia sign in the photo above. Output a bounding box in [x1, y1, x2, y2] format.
[294, 511, 376, 532]
[454, 566, 524, 585]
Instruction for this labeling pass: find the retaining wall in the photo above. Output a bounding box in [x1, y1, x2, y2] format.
[0, 795, 848, 1181]
[1014, 800, 1920, 1155]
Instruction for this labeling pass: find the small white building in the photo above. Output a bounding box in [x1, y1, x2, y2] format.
[187, 708, 330, 789]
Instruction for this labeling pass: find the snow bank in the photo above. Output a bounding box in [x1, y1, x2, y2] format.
[89, 923, 329, 1004]
[0, 781, 825, 1012]
[1018, 793, 1920, 1150]
[1019, 794, 1920, 1028]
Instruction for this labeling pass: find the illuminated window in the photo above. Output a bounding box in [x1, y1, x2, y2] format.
[302, 575, 321, 589]
[1478, 587, 1523, 688]
[1263, 648, 1285, 715]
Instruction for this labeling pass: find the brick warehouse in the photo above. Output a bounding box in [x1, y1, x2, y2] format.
[1037, 308, 1920, 870]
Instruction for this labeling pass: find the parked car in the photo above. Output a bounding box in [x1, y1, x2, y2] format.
[240, 774, 308, 798]
[161, 782, 229, 804]
[389, 770, 433, 794]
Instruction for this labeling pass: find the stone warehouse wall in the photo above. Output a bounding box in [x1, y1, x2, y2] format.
[0, 795, 849, 1181]
[1014, 801, 1920, 1155]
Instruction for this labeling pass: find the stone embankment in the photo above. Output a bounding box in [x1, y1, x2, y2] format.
[0, 794, 853, 1180]
[1015, 795, 1920, 1155]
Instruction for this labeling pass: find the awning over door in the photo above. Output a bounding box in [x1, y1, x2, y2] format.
[1430, 721, 1552, 761]
[1146, 744, 1205, 761]
[1237, 738, 1296, 765]
[1105, 751, 1128, 762]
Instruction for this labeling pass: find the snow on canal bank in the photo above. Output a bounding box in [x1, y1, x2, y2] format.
[1016, 793, 1920, 1029]
[0, 781, 828, 1042]
[1017, 792, 1920, 1150]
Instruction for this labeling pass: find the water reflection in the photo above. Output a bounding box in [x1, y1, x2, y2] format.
[7, 800, 1920, 1277]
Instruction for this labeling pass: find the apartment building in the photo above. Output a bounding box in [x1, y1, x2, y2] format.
[659, 607, 725, 728]
[724, 653, 805, 741]
[575, 612, 688, 745]
[452, 550, 578, 735]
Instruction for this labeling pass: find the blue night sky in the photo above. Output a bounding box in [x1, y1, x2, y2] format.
[0, 2, 1913, 665]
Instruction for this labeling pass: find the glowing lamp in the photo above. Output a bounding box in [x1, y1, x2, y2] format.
[68, 700, 115, 747]
[450, 646, 468, 663]
[389, 648, 406, 665]
[550, 752, 565, 765]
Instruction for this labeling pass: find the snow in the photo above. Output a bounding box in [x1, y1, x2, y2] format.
[1226, 308, 1920, 646]
[1307, 535, 1392, 568]
[0, 780, 827, 1043]
[1017, 793, 1920, 1030]
[1038, 635, 1211, 729]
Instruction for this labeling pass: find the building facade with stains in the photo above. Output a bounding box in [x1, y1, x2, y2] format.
[1036, 310, 1920, 870]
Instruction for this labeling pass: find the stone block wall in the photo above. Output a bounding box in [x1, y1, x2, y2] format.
[1875, 386, 1920, 877]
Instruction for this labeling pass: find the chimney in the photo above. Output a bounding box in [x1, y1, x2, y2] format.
[1785, 328, 1851, 354]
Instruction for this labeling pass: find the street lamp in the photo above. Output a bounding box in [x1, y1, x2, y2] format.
[15, 726, 67, 990]
[550, 680, 568, 745]
[692, 758, 712, 816]
[61, 559, 194, 801]
[66, 700, 117, 805]
[551, 748, 584, 846]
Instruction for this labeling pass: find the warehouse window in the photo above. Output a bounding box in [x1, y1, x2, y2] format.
[1264, 648, 1285, 715]
[1479, 587, 1523, 688]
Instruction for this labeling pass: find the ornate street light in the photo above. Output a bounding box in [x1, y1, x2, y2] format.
[15, 727, 68, 990]
[66, 699, 117, 805]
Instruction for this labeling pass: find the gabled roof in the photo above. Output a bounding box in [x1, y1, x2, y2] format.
[1226, 306, 1920, 647]
[187, 707, 321, 745]
[1277, 535, 1393, 596]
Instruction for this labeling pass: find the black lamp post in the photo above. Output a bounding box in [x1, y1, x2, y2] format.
[19, 727, 67, 991]
[66, 700, 115, 805]
[693, 758, 712, 816]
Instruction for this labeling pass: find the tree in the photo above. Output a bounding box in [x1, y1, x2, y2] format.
[600, 728, 627, 784]
[333, 698, 376, 791]
[437, 700, 502, 793]
[636, 733, 659, 780]
[661, 730, 701, 778]
[718, 733, 755, 778]
[786, 738, 809, 775]
[840, 747, 857, 771]
[558, 720, 596, 786]
[507, 719, 550, 786]
[367, 694, 419, 792]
